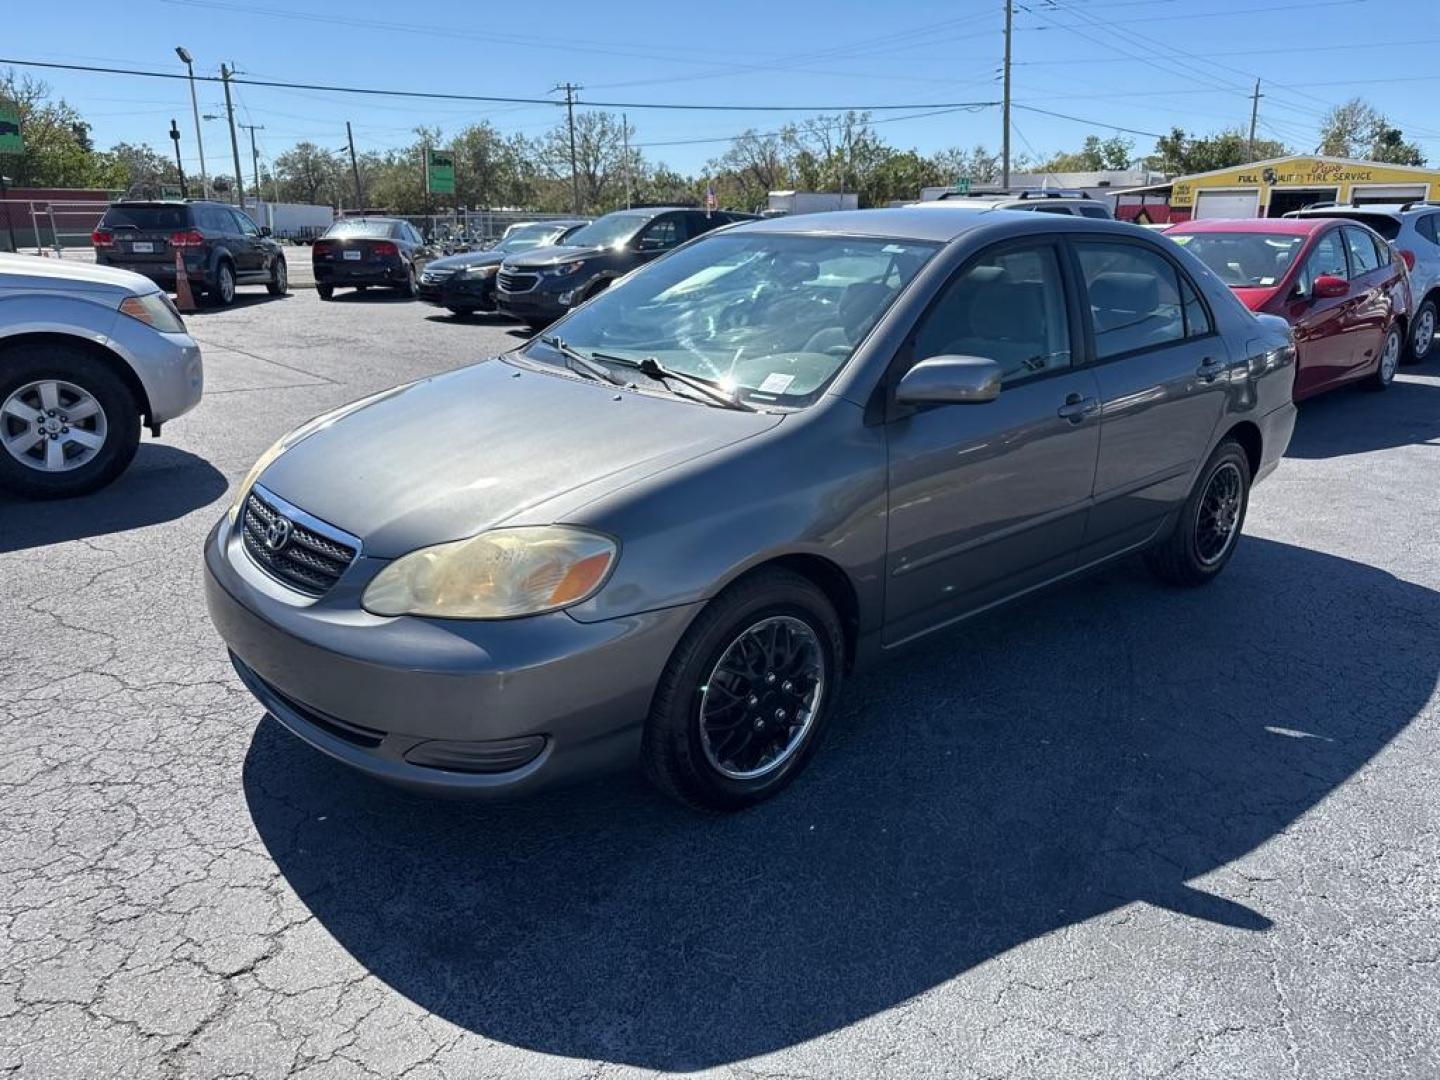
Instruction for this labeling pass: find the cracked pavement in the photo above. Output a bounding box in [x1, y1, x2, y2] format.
[2, 286, 1438, 1078]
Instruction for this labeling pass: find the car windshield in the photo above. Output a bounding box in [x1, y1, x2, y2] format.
[325, 220, 396, 239]
[524, 232, 939, 407]
[497, 224, 569, 252]
[101, 205, 189, 230]
[1169, 232, 1307, 288]
[561, 212, 651, 249]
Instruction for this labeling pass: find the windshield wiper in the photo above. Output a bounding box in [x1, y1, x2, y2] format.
[538, 335, 622, 385]
[590, 351, 756, 412]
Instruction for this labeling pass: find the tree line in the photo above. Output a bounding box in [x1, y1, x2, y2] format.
[1, 67, 1426, 215]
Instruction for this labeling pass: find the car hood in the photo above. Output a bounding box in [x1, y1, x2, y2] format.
[426, 250, 505, 272]
[1229, 285, 1286, 312]
[257, 358, 783, 557]
[503, 244, 607, 268]
[0, 251, 159, 295]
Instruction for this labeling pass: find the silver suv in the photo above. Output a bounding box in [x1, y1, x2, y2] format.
[1291, 203, 1440, 361]
[0, 254, 203, 497]
[913, 190, 1114, 219]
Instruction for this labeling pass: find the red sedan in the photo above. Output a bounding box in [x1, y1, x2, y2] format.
[1165, 218, 1409, 400]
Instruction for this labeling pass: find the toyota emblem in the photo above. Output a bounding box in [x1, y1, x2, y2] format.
[263, 516, 293, 552]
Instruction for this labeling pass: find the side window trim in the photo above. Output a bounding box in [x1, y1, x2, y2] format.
[1065, 235, 1214, 366]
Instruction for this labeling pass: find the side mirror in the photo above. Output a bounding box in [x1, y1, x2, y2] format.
[895, 355, 1003, 405]
[259, 225, 272, 237]
[1313, 274, 1348, 299]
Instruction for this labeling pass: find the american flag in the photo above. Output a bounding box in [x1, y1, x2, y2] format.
[705, 182, 717, 214]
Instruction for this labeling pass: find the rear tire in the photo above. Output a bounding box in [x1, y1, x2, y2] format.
[642, 568, 843, 812]
[316, 283, 334, 300]
[1144, 439, 1251, 587]
[446, 307, 473, 318]
[1367, 323, 1402, 390]
[1407, 299, 1435, 363]
[209, 260, 236, 307]
[0, 343, 141, 499]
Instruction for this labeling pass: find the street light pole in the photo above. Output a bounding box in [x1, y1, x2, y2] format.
[240, 122, 265, 206]
[175, 47, 208, 197]
[220, 63, 246, 209]
[169, 119, 188, 197]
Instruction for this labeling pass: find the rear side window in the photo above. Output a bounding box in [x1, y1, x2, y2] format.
[1029, 204, 1074, 215]
[199, 206, 233, 232]
[1343, 227, 1380, 275]
[1075, 242, 1190, 359]
[1077, 203, 1111, 219]
[1331, 213, 1400, 241]
[1417, 215, 1440, 245]
[101, 205, 189, 231]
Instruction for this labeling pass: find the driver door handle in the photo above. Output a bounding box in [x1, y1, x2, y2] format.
[1057, 393, 1100, 423]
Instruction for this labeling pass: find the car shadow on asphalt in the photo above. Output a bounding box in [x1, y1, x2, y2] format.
[242, 537, 1438, 1071]
[1285, 372, 1440, 459]
[322, 289, 415, 304]
[0, 445, 227, 553]
[183, 292, 292, 316]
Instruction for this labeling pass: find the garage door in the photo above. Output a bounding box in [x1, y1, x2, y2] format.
[1194, 189, 1261, 219]
[1351, 184, 1427, 205]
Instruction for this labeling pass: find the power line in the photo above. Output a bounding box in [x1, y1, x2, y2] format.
[1012, 105, 1164, 139]
[0, 57, 999, 113]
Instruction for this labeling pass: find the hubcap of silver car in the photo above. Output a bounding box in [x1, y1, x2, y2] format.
[699, 615, 825, 781]
[1414, 308, 1435, 358]
[1195, 461, 1243, 566]
[1, 380, 108, 473]
[1380, 328, 1401, 382]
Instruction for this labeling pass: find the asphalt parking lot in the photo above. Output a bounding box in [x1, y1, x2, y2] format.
[2, 285, 1438, 1079]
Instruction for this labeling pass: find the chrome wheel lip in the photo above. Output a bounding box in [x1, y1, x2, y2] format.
[0, 379, 109, 473]
[1413, 308, 1435, 358]
[1195, 461, 1244, 567]
[698, 614, 825, 782]
[1379, 327, 1401, 382]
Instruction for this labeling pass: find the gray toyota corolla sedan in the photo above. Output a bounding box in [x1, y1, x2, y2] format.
[205, 209, 1296, 810]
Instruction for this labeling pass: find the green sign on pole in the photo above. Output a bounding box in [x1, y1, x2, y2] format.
[0, 105, 23, 155]
[953, 177, 971, 195]
[426, 149, 455, 196]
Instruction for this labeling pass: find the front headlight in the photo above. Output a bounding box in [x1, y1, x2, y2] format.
[362, 526, 617, 619]
[119, 292, 186, 333]
[461, 264, 499, 277]
[227, 432, 288, 524]
[541, 260, 586, 277]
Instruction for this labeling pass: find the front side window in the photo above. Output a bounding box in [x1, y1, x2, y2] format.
[232, 210, 260, 236]
[911, 244, 1072, 383]
[524, 232, 938, 407]
[636, 216, 682, 251]
[1343, 227, 1380, 276]
[1076, 242, 1187, 359]
[1300, 230, 1349, 294]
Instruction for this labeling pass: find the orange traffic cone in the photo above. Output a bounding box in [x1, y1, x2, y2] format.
[174, 249, 197, 313]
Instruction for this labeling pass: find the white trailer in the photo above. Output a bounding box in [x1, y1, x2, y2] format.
[764, 191, 860, 216]
[239, 201, 335, 241]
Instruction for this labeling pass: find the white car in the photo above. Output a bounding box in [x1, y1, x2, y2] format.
[0, 253, 203, 498]
[1291, 203, 1440, 362]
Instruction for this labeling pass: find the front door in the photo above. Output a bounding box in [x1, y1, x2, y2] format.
[1338, 226, 1391, 380]
[1285, 227, 1357, 397]
[1071, 238, 1232, 554]
[883, 239, 1101, 646]
[228, 209, 265, 278]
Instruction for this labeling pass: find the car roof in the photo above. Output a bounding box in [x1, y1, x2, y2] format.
[1292, 204, 1413, 218]
[1166, 218, 1326, 236]
[332, 216, 405, 224]
[727, 206, 1147, 244]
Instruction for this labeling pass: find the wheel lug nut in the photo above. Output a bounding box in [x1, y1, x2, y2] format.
[774, 708, 786, 721]
[747, 694, 758, 706]
[765, 672, 776, 684]
[782, 680, 793, 693]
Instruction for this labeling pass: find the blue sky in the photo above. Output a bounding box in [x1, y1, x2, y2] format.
[6, 0, 1440, 180]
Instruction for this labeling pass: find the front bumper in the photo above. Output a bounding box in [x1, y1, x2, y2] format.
[105, 315, 203, 426]
[418, 272, 498, 310]
[495, 285, 570, 323]
[203, 517, 700, 797]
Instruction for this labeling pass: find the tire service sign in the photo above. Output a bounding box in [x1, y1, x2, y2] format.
[425, 149, 455, 195]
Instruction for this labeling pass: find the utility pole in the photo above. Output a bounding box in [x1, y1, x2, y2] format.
[555, 83, 582, 215]
[169, 119, 188, 198]
[1247, 79, 1263, 161]
[346, 122, 364, 212]
[175, 47, 207, 197]
[240, 123, 265, 208]
[220, 63, 246, 208]
[622, 111, 632, 209]
[1002, 0, 1013, 190]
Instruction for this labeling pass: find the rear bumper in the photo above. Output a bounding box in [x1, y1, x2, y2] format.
[99, 257, 214, 290]
[1254, 400, 1297, 484]
[203, 516, 700, 798]
[313, 260, 409, 286]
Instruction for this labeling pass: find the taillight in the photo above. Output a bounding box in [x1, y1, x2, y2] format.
[1399, 248, 1416, 271]
[371, 241, 398, 257]
[92, 230, 114, 247]
[168, 230, 205, 248]
[313, 239, 333, 255]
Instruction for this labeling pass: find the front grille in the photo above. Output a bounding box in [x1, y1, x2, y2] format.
[421, 268, 456, 285]
[241, 487, 358, 597]
[497, 269, 539, 293]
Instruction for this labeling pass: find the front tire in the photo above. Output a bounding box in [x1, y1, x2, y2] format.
[0, 343, 141, 499]
[1144, 439, 1250, 587]
[266, 257, 288, 296]
[1407, 299, 1435, 363]
[1368, 323, 1402, 389]
[209, 260, 236, 306]
[642, 568, 843, 812]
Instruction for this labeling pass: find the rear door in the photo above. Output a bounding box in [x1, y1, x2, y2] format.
[1071, 237, 1231, 556]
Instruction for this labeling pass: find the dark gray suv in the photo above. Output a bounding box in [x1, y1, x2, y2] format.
[93, 200, 288, 306]
[206, 209, 1296, 810]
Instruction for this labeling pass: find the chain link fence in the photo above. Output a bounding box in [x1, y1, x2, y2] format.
[390, 210, 584, 247]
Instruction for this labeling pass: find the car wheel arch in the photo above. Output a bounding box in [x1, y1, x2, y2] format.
[1220, 419, 1262, 479]
[0, 331, 152, 425]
